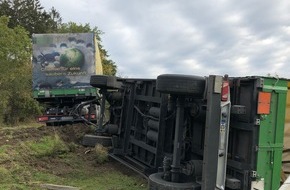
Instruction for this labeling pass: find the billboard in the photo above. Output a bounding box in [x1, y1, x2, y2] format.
[32, 33, 99, 90]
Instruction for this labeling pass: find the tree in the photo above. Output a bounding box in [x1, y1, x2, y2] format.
[0, 16, 41, 125]
[57, 22, 117, 76]
[0, 0, 61, 36]
[0, 0, 117, 125]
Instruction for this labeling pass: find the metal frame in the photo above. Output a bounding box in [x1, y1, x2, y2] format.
[96, 75, 288, 190]
[202, 75, 222, 190]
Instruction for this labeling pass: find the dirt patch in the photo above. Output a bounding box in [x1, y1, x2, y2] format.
[0, 123, 93, 147]
[0, 126, 47, 146]
[54, 124, 94, 144]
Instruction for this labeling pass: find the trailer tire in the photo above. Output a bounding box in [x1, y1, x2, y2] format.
[148, 172, 200, 190]
[156, 74, 206, 96]
[90, 75, 122, 89]
[82, 134, 112, 147]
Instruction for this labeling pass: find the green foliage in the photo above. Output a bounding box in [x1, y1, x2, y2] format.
[57, 22, 102, 36]
[0, 16, 41, 125]
[0, 0, 117, 125]
[26, 134, 69, 158]
[0, 0, 62, 36]
[102, 59, 117, 76]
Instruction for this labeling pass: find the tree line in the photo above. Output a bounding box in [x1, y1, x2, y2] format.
[0, 0, 117, 125]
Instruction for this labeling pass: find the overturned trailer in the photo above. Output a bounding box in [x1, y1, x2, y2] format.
[90, 74, 288, 190]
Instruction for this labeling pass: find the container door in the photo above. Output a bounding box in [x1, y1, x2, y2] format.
[255, 78, 288, 190]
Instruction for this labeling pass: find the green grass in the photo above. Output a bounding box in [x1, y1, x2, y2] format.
[0, 123, 147, 190]
[26, 134, 70, 158]
[0, 167, 12, 183]
[0, 122, 42, 130]
[62, 170, 146, 190]
[0, 184, 32, 190]
[0, 145, 12, 164]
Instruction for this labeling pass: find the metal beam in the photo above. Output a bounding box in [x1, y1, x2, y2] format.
[202, 75, 222, 190]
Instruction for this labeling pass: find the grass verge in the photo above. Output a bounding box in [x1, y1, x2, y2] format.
[0, 123, 147, 190]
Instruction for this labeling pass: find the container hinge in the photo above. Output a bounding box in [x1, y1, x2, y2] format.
[250, 170, 257, 178]
[44, 90, 50, 98]
[256, 78, 264, 88]
[255, 146, 259, 152]
[255, 119, 260, 126]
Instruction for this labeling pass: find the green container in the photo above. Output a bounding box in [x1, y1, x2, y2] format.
[255, 77, 288, 190]
[227, 76, 288, 190]
[33, 87, 97, 99]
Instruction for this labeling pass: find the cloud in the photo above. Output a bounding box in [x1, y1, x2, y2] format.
[40, 0, 290, 78]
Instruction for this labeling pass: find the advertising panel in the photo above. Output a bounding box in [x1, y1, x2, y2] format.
[32, 33, 97, 90]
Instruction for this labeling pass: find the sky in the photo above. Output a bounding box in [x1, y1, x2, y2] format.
[39, 0, 290, 79]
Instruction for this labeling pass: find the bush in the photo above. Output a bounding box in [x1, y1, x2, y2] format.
[94, 144, 108, 164]
[3, 94, 42, 125]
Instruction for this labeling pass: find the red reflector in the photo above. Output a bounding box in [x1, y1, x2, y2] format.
[85, 114, 96, 119]
[221, 81, 229, 101]
[38, 116, 48, 122]
[257, 92, 271, 114]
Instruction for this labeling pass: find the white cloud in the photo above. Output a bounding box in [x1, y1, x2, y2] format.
[235, 56, 249, 70]
[282, 26, 290, 35]
[182, 59, 202, 72]
[224, 14, 243, 24]
[39, 0, 290, 79]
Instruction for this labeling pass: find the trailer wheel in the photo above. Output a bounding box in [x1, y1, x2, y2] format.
[148, 172, 200, 190]
[90, 75, 122, 89]
[156, 74, 206, 96]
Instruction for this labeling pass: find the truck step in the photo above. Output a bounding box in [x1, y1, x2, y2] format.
[82, 134, 112, 147]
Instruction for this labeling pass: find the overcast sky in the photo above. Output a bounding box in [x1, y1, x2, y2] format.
[40, 0, 290, 79]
